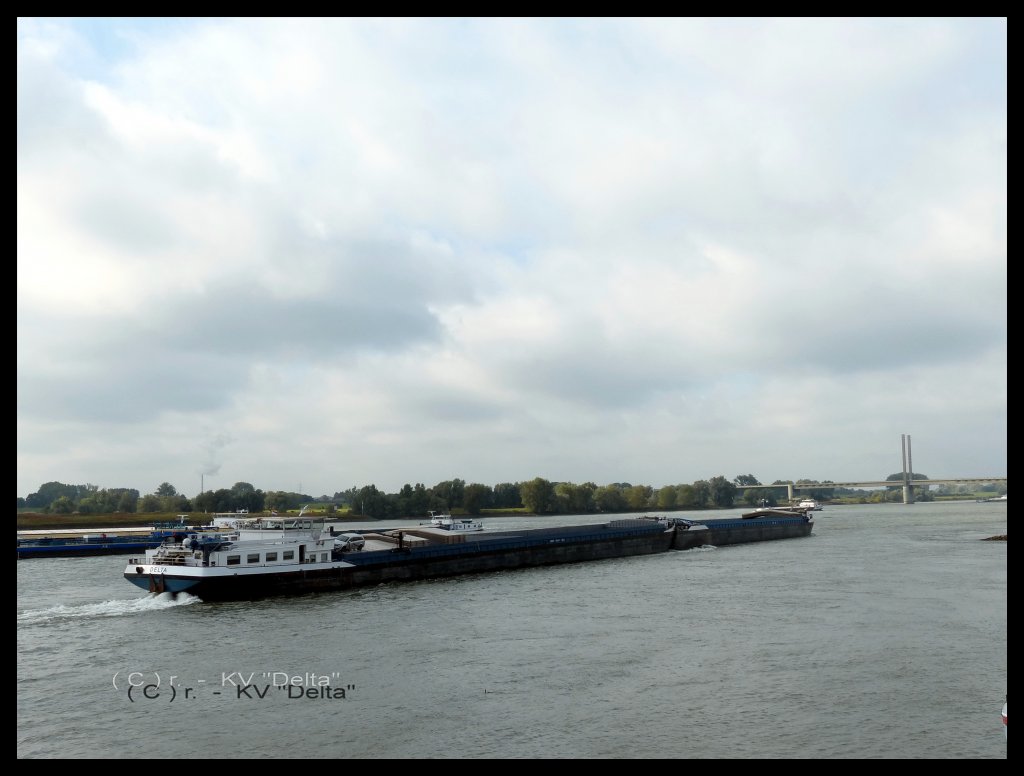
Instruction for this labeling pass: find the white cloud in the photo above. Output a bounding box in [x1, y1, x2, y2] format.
[17, 18, 1006, 498]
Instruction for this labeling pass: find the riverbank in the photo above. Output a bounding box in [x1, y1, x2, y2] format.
[17, 497, 994, 531]
[15, 509, 528, 530]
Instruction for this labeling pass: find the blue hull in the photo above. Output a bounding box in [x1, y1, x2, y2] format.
[18, 531, 186, 559]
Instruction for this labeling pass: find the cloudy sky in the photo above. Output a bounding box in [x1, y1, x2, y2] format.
[17, 18, 1006, 500]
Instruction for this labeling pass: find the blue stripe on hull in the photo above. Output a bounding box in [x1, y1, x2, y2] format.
[18, 542, 161, 558]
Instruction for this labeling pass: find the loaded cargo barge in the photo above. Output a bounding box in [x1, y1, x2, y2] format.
[124, 511, 814, 601]
[17, 525, 190, 559]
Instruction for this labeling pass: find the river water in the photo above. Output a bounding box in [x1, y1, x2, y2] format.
[17, 501, 1007, 759]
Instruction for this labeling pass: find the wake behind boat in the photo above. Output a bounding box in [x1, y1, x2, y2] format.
[977, 494, 1007, 503]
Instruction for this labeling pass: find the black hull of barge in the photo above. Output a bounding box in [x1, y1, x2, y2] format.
[173, 517, 812, 601]
[185, 530, 675, 601]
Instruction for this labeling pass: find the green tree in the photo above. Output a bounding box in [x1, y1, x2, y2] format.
[520, 477, 554, 514]
[161, 494, 191, 513]
[353, 485, 397, 519]
[194, 488, 233, 513]
[431, 479, 466, 510]
[691, 480, 711, 508]
[139, 494, 162, 513]
[675, 484, 695, 507]
[51, 495, 75, 514]
[156, 482, 178, 497]
[27, 482, 77, 509]
[409, 483, 431, 515]
[574, 482, 597, 514]
[333, 487, 359, 507]
[492, 482, 521, 508]
[394, 484, 414, 516]
[115, 489, 140, 513]
[657, 485, 678, 509]
[625, 485, 654, 511]
[708, 475, 737, 508]
[264, 491, 291, 512]
[77, 496, 101, 514]
[462, 483, 493, 515]
[554, 482, 595, 514]
[594, 484, 627, 512]
[230, 482, 265, 513]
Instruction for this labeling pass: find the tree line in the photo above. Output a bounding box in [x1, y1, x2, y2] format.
[19, 473, 965, 518]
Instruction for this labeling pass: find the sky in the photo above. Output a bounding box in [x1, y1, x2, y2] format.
[17, 18, 1007, 500]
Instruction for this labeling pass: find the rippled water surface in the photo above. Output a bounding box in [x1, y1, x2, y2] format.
[17, 502, 1007, 758]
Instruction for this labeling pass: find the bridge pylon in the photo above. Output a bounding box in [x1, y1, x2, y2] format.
[901, 434, 915, 504]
